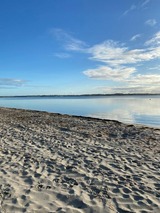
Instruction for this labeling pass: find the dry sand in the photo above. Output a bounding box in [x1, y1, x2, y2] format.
[0, 107, 160, 213]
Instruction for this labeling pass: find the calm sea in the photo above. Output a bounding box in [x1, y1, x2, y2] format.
[0, 95, 160, 128]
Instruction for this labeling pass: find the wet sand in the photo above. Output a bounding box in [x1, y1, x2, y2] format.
[0, 107, 160, 213]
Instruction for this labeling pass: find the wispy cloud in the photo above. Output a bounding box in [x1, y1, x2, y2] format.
[148, 65, 160, 70]
[130, 34, 141, 41]
[123, 0, 151, 16]
[145, 19, 157, 27]
[51, 28, 87, 51]
[52, 29, 160, 93]
[123, 4, 136, 16]
[0, 78, 27, 87]
[97, 84, 160, 94]
[141, 0, 150, 8]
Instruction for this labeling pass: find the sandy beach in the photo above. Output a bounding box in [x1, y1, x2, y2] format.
[0, 107, 160, 213]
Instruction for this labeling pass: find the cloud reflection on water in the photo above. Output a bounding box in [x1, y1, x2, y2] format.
[87, 96, 160, 127]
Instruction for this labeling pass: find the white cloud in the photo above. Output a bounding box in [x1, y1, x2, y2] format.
[87, 39, 160, 67]
[126, 74, 160, 85]
[0, 78, 26, 87]
[83, 66, 136, 80]
[145, 31, 160, 46]
[145, 19, 157, 27]
[130, 34, 141, 41]
[88, 40, 127, 66]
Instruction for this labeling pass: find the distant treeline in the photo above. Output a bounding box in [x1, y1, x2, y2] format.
[0, 93, 160, 98]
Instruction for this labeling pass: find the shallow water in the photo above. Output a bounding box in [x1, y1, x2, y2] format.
[0, 95, 160, 128]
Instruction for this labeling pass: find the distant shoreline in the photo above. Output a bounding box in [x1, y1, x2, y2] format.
[0, 93, 160, 98]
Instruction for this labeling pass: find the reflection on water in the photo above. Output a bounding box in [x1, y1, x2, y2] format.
[0, 95, 160, 128]
[88, 96, 160, 127]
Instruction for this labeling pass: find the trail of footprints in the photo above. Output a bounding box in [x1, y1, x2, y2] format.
[0, 110, 160, 212]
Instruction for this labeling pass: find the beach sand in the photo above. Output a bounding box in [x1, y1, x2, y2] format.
[0, 107, 160, 213]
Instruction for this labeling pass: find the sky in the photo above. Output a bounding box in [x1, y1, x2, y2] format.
[0, 0, 160, 95]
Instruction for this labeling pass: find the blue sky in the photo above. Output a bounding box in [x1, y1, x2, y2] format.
[0, 0, 160, 95]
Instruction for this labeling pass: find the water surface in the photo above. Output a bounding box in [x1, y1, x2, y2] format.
[0, 95, 160, 128]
